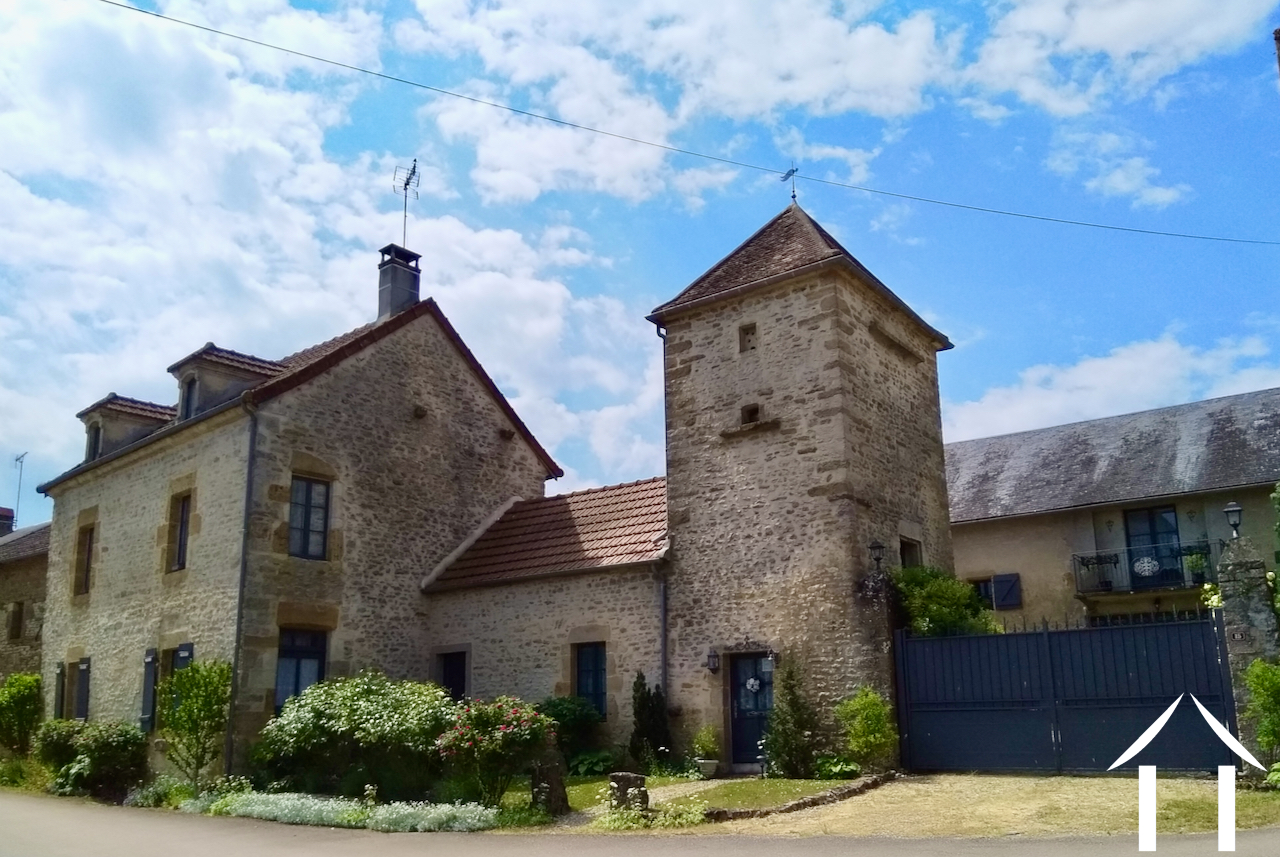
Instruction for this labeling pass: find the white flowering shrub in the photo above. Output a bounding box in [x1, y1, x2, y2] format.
[592, 801, 707, 830]
[365, 801, 497, 832]
[208, 792, 370, 828]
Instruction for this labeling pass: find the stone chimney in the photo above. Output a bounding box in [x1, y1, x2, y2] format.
[0, 507, 13, 537]
[378, 244, 422, 321]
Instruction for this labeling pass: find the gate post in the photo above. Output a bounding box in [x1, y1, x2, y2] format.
[1217, 537, 1279, 768]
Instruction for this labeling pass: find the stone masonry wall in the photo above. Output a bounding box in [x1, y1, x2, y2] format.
[662, 269, 952, 763]
[420, 567, 663, 745]
[0, 554, 47, 679]
[41, 410, 249, 724]
[232, 307, 550, 761]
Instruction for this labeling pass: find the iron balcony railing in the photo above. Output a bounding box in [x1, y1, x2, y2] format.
[1072, 539, 1224, 596]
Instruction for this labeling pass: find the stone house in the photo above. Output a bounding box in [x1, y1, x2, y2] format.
[0, 510, 48, 680]
[420, 203, 955, 767]
[37, 245, 561, 766]
[947, 386, 1280, 626]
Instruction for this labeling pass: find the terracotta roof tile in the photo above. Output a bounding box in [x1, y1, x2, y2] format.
[76, 394, 177, 422]
[0, 523, 50, 564]
[167, 343, 285, 376]
[428, 477, 667, 590]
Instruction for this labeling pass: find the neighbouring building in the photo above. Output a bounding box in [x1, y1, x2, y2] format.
[37, 244, 561, 766]
[0, 510, 49, 680]
[947, 387, 1280, 625]
[420, 203, 955, 767]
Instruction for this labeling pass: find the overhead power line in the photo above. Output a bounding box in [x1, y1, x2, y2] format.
[95, 0, 1280, 247]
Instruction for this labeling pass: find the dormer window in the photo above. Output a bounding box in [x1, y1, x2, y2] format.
[179, 377, 198, 420]
[85, 423, 102, 461]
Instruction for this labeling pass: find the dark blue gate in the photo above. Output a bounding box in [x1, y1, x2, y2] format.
[894, 613, 1238, 772]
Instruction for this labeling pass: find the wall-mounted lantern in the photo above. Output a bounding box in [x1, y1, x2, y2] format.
[762, 649, 779, 673]
[1224, 502, 1243, 539]
[705, 649, 720, 674]
[868, 540, 886, 572]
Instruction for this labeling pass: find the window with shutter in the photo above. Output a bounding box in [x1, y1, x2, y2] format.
[140, 649, 158, 732]
[992, 573, 1022, 611]
[75, 658, 91, 721]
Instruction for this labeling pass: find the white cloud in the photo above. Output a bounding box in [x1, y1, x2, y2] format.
[943, 333, 1278, 441]
[775, 128, 881, 184]
[1046, 131, 1190, 208]
[968, 0, 1276, 113]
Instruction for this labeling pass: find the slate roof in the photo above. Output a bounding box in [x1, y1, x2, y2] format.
[426, 477, 668, 591]
[648, 203, 951, 349]
[42, 298, 561, 493]
[946, 386, 1280, 523]
[75, 394, 177, 422]
[0, 523, 50, 565]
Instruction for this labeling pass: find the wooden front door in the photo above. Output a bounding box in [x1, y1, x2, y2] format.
[730, 654, 774, 764]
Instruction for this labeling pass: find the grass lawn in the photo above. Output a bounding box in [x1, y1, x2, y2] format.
[698, 774, 1280, 837]
[663, 779, 847, 811]
[502, 774, 698, 814]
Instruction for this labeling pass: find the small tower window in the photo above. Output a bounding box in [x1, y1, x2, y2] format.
[180, 377, 198, 420]
[85, 423, 102, 461]
[739, 323, 757, 353]
[741, 404, 760, 425]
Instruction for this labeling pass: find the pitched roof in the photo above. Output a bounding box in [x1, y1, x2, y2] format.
[42, 297, 561, 493]
[426, 477, 668, 591]
[167, 342, 285, 376]
[75, 394, 177, 422]
[946, 386, 1280, 523]
[0, 522, 50, 565]
[648, 203, 951, 349]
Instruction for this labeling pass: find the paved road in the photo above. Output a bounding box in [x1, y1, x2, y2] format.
[2, 790, 1278, 857]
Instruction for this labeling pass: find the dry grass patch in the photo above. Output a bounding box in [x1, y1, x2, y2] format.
[699, 774, 1280, 838]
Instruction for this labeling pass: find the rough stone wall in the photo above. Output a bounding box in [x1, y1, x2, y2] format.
[662, 269, 952, 762]
[233, 308, 550, 760]
[1217, 536, 1280, 764]
[0, 554, 47, 679]
[40, 410, 249, 723]
[420, 567, 663, 745]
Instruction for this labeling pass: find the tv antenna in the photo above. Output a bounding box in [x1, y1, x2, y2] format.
[780, 162, 798, 202]
[393, 159, 420, 246]
[13, 452, 27, 527]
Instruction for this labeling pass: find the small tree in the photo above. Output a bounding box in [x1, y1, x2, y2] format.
[157, 660, 232, 794]
[0, 673, 42, 756]
[834, 686, 898, 771]
[627, 671, 672, 769]
[760, 657, 821, 778]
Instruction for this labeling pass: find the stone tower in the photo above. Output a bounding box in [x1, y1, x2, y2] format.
[647, 203, 953, 767]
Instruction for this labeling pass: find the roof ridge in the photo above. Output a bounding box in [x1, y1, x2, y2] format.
[542, 475, 666, 501]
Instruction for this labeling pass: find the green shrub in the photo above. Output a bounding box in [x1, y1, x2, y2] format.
[124, 775, 194, 808]
[436, 696, 552, 807]
[760, 657, 821, 779]
[536, 696, 601, 759]
[252, 670, 457, 800]
[0, 673, 42, 755]
[0, 755, 49, 789]
[158, 660, 232, 794]
[628, 671, 673, 770]
[34, 719, 84, 772]
[690, 724, 720, 760]
[1267, 763, 1280, 788]
[52, 721, 148, 801]
[567, 748, 613, 776]
[814, 753, 861, 779]
[1244, 659, 1280, 764]
[591, 801, 707, 829]
[834, 686, 898, 771]
[494, 804, 553, 828]
[893, 566, 999, 637]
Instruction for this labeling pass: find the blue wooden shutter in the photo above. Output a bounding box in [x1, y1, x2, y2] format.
[140, 649, 158, 732]
[75, 658, 91, 720]
[175, 642, 194, 670]
[54, 663, 65, 720]
[992, 573, 1022, 610]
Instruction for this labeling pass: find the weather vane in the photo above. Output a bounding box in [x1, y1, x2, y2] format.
[780, 162, 798, 202]
[393, 159, 420, 247]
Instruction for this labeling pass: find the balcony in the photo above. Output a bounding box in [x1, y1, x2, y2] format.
[1072, 539, 1224, 596]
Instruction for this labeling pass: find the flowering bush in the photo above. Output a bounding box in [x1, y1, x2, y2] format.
[436, 696, 553, 807]
[366, 801, 497, 832]
[209, 792, 371, 828]
[592, 801, 707, 830]
[252, 671, 458, 800]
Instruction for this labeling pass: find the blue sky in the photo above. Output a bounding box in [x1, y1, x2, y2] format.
[2, 0, 1279, 527]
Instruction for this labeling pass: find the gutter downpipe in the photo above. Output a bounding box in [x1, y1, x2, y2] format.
[225, 396, 259, 776]
[654, 537, 671, 694]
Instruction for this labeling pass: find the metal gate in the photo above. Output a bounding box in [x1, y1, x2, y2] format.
[894, 613, 1238, 772]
